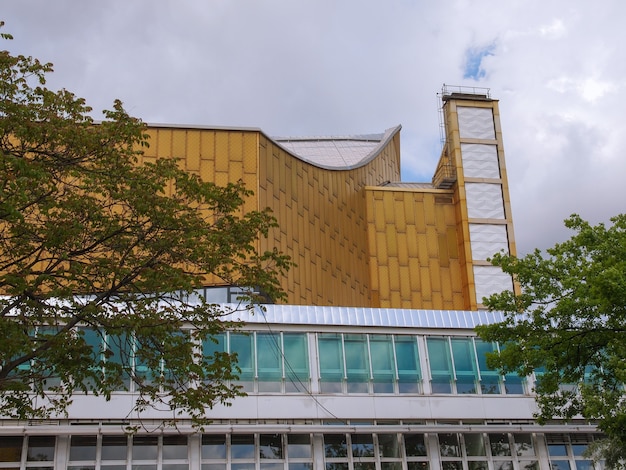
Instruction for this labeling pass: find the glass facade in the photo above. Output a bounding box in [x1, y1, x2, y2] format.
[17, 327, 532, 396]
[0, 432, 604, 470]
[425, 337, 525, 395]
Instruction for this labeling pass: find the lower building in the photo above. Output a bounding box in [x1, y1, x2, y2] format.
[0, 305, 601, 469]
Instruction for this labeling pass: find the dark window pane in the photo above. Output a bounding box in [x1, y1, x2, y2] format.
[260, 464, 283, 470]
[231, 435, 255, 460]
[202, 465, 226, 470]
[163, 435, 188, 460]
[287, 435, 311, 459]
[326, 464, 348, 470]
[438, 434, 460, 457]
[351, 434, 374, 458]
[324, 434, 347, 458]
[489, 433, 511, 456]
[378, 434, 400, 458]
[464, 434, 486, 456]
[232, 464, 255, 470]
[468, 463, 488, 470]
[0, 436, 23, 462]
[381, 463, 402, 470]
[493, 463, 513, 470]
[70, 436, 97, 461]
[289, 464, 312, 470]
[259, 434, 283, 459]
[550, 462, 571, 470]
[202, 435, 226, 460]
[514, 434, 535, 456]
[404, 434, 427, 457]
[519, 462, 539, 470]
[548, 444, 568, 457]
[27, 436, 55, 462]
[132, 436, 158, 460]
[407, 463, 429, 470]
[354, 463, 376, 470]
[102, 436, 128, 460]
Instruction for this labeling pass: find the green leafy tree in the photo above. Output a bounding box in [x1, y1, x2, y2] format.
[477, 214, 626, 466]
[0, 24, 291, 426]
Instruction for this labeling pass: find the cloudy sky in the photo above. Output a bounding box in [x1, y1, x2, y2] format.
[2, 1, 625, 255]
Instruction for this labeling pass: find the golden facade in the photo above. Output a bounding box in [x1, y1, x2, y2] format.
[141, 90, 516, 310]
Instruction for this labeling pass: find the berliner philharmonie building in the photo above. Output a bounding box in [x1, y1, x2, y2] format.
[0, 88, 603, 469]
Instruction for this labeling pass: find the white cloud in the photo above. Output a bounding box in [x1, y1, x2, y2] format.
[2, 0, 626, 255]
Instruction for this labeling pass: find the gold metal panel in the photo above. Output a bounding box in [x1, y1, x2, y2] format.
[366, 188, 465, 310]
[215, 132, 229, 173]
[156, 129, 172, 158]
[185, 130, 201, 172]
[172, 130, 186, 159]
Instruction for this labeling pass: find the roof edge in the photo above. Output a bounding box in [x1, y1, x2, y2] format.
[268, 125, 402, 171]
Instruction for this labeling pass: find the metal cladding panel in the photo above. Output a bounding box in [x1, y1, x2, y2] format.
[461, 143, 500, 179]
[366, 189, 464, 310]
[457, 107, 495, 139]
[473, 265, 513, 304]
[465, 183, 505, 219]
[469, 224, 509, 260]
[259, 130, 401, 307]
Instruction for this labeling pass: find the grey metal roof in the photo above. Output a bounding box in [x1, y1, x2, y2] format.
[272, 126, 401, 170]
[220, 304, 504, 330]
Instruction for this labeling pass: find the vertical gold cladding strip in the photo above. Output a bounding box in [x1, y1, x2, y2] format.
[186, 130, 201, 174]
[444, 98, 477, 309]
[491, 102, 520, 296]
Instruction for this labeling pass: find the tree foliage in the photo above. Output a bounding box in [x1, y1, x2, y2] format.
[477, 214, 626, 465]
[0, 24, 291, 426]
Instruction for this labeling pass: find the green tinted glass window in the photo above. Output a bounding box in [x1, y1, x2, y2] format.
[344, 334, 369, 383]
[427, 337, 453, 393]
[230, 333, 255, 381]
[318, 334, 344, 382]
[283, 333, 309, 383]
[451, 338, 478, 394]
[257, 333, 283, 381]
[369, 335, 394, 384]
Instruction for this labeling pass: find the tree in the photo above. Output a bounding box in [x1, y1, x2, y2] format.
[0, 24, 291, 427]
[476, 214, 626, 466]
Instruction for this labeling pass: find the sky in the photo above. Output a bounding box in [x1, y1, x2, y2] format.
[2, 0, 625, 255]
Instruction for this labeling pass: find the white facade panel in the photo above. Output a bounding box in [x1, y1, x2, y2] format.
[461, 143, 500, 178]
[473, 265, 513, 304]
[465, 182, 505, 219]
[457, 106, 495, 139]
[469, 224, 509, 260]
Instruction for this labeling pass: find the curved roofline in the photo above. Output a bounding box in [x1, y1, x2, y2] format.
[142, 122, 402, 171]
[270, 125, 402, 171]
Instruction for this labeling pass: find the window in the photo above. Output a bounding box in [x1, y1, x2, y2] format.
[283, 333, 310, 392]
[203, 332, 310, 394]
[26, 436, 55, 463]
[256, 334, 283, 392]
[0, 436, 23, 465]
[474, 340, 501, 394]
[426, 338, 453, 393]
[318, 334, 421, 394]
[319, 334, 345, 393]
[427, 337, 525, 395]
[394, 336, 421, 393]
[369, 335, 395, 393]
[230, 334, 255, 392]
[546, 435, 603, 470]
[344, 335, 369, 393]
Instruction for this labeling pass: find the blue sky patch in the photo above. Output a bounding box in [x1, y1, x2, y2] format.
[463, 43, 496, 80]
